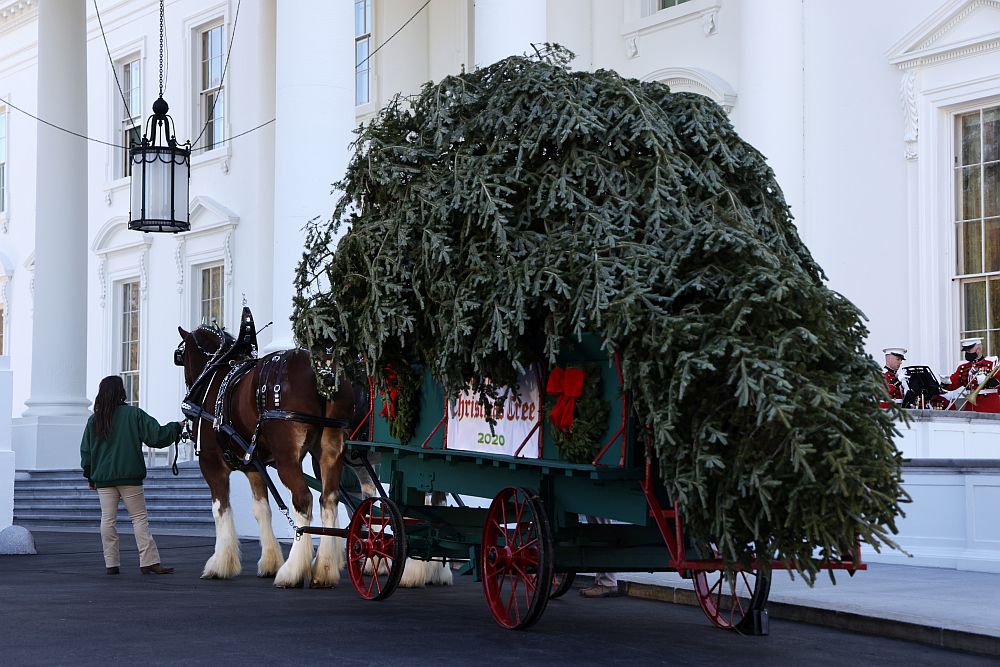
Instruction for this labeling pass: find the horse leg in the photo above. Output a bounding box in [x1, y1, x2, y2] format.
[272, 445, 315, 588]
[245, 470, 285, 577]
[200, 447, 242, 579]
[311, 427, 345, 588]
[424, 492, 453, 586]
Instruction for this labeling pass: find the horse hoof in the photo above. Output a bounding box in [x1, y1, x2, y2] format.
[274, 579, 305, 589]
[310, 579, 337, 589]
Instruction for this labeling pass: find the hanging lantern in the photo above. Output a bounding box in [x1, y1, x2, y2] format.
[128, 97, 190, 233]
[128, 0, 190, 233]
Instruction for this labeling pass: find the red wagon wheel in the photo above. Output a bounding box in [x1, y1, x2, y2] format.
[549, 572, 576, 599]
[692, 550, 771, 634]
[347, 496, 406, 601]
[481, 487, 554, 630]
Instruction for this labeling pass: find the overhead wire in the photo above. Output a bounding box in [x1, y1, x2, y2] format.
[6, 0, 432, 153]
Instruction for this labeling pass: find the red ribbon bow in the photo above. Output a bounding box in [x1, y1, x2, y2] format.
[379, 366, 399, 420]
[546, 366, 584, 433]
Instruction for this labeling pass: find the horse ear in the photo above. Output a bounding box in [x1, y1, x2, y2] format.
[178, 326, 189, 339]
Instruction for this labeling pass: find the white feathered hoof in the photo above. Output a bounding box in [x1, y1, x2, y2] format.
[398, 557, 428, 588]
[310, 556, 341, 588]
[201, 550, 241, 580]
[273, 554, 312, 588]
[257, 547, 285, 578]
[425, 561, 454, 586]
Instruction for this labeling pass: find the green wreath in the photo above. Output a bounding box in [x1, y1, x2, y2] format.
[378, 363, 421, 444]
[549, 365, 611, 464]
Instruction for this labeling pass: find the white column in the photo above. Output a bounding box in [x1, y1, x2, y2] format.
[0, 358, 13, 527]
[266, 0, 354, 353]
[12, 1, 90, 469]
[474, 0, 547, 68]
[736, 0, 804, 237]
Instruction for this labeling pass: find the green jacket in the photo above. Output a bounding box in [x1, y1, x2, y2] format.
[80, 405, 182, 488]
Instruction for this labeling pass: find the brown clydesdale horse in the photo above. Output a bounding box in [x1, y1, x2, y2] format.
[176, 324, 371, 588]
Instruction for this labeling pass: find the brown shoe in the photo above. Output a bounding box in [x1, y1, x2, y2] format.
[106, 566, 120, 575]
[579, 584, 619, 598]
[140, 563, 174, 575]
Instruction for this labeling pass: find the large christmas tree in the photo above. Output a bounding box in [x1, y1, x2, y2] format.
[293, 46, 906, 583]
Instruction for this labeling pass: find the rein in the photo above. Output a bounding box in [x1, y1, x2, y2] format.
[178, 327, 352, 527]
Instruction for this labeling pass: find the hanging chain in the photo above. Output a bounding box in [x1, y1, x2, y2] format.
[158, 0, 165, 98]
[281, 507, 302, 541]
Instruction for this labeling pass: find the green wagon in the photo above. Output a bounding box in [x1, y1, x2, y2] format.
[326, 336, 864, 632]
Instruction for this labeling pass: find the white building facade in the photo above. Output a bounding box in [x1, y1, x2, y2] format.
[0, 0, 999, 556]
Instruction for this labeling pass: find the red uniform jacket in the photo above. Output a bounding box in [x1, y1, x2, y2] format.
[943, 358, 995, 391]
[883, 367, 904, 400]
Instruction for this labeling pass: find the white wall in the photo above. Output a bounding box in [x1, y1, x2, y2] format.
[863, 461, 1000, 573]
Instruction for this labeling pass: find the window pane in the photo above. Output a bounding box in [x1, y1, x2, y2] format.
[986, 163, 999, 219]
[958, 220, 983, 274]
[990, 277, 1000, 339]
[961, 112, 981, 166]
[986, 218, 1000, 273]
[957, 166, 982, 221]
[355, 0, 365, 36]
[984, 107, 999, 163]
[965, 280, 988, 331]
[0, 112, 7, 159]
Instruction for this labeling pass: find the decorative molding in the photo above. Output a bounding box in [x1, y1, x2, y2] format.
[138, 249, 148, 301]
[98, 256, 107, 309]
[223, 229, 234, 289]
[642, 66, 737, 114]
[0, 0, 37, 35]
[702, 9, 718, 37]
[174, 236, 186, 294]
[625, 36, 638, 59]
[900, 70, 919, 160]
[916, 0, 989, 51]
[622, 0, 722, 43]
[23, 251, 33, 307]
[888, 0, 1000, 69]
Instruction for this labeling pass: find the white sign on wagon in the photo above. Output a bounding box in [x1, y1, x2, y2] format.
[446, 372, 542, 458]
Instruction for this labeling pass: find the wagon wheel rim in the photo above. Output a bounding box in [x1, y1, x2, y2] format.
[481, 487, 554, 630]
[549, 572, 576, 599]
[692, 545, 771, 632]
[347, 497, 406, 601]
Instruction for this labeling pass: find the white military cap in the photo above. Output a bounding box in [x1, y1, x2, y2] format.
[882, 347, 907, 359]
[961, 337, 983, 351]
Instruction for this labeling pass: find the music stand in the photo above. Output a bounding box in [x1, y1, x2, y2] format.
[903, 366, 942, 409]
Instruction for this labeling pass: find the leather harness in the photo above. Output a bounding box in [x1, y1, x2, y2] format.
[178, 314, 353, 514]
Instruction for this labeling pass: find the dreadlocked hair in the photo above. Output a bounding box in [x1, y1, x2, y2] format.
[94, 375, 127, 440]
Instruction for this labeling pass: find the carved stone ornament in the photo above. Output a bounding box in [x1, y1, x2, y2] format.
[702, 10, 718, 36]
[900, 70, 918, 160]
[625, 35, 639, 59]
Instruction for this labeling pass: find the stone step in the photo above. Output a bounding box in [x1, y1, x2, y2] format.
[14, 467, 215, 535]
[14, 509, 215, 523]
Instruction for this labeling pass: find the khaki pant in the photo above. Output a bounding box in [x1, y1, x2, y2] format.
[97, 485, 160, 568]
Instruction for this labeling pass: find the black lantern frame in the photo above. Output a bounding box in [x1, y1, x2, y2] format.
[128, 97, 191, 233]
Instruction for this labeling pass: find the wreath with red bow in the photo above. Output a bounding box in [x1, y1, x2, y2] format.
[378, 362, 420, 444]
[546, 365, 610, 464]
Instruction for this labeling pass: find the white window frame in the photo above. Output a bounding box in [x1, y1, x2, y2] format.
[117, 278, 141, 406]
[197, 20, 226, 153]
[196, 262, 225, 328]
[184, 5, 231, 170]
[175, 195, 239, 334]
[102, 37, 145, 205]
[355, 0, 373, 107]
[118, 56, 143, 180]
[93, 218, 151, 405]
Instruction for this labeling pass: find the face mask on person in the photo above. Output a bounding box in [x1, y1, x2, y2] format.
[966, 351, 979, 362]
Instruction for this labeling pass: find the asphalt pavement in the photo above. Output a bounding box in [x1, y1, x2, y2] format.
[0, 531, 995, 666]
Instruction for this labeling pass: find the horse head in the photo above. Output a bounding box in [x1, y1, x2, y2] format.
[176, 324, 234, 389]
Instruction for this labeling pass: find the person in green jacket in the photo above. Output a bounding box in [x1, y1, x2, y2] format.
[80, 375, 182, 575]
